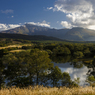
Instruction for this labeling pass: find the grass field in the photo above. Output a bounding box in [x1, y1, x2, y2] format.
[0, 44, 32, 50]
[0, 86, 95, 95]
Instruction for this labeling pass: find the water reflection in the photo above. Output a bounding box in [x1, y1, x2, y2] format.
[52, 55, 90, 86]
[54, 62, 88, 86]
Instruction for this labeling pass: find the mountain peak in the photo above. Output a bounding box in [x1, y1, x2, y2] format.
[72, 27, 84, 29]
[1, 25, 95, 41]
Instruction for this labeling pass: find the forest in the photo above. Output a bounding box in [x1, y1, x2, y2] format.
[0, 38, 95, 90]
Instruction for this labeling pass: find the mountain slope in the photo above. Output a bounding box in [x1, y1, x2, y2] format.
[1, 24, 95, 41]
[0, 33, 63, 41]
[1, 24, 69, 39]
[64, 27, 95, 41]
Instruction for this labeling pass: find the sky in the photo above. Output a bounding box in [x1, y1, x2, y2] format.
[0, 0, 95, 31]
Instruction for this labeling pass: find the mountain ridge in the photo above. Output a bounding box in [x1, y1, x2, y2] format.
[1, 24, 95, 41]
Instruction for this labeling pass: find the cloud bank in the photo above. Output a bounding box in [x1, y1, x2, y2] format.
[0, 24, 21, 31]
[48, 0, 95, 30]
[25, 20, 50, 27]
[0, 21, 50, 31]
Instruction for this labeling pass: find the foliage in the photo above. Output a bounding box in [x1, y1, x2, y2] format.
[86, 76, 95, 87]
[49, 66, 62, 87]
[73, 51, 84, 58]
[61, 72, 71, 86]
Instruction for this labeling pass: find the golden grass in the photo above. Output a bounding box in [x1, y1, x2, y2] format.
[9, 49, 26, 53]
[0, 86, 95, 95]
[0, 44, 32, 50]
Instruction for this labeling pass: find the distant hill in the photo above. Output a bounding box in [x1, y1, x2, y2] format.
[1, 24, 70, 39]
[64, 27, 95, 41]
[1, 24, 95, 41]
[0, 33, 63, 41]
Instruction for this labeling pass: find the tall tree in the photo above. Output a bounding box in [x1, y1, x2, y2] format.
[49, 66, 62, 87]
[30, 49, 52, 85]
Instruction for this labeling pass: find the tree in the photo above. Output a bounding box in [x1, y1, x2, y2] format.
[30, 49, 52, 85]
[2, 49, 53, 87]
[61, 72, 71, 86]
[53, 46, 71, 56]
[49, 66, 62, 87]
[2, 52, 28, 87]
[73, 51, 84, 58]
[86, 76, 95, 87]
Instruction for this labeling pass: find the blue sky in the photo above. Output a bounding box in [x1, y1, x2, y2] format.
[0, 0, 95, 31]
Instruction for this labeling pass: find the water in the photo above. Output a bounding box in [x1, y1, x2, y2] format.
[51, 55, 94, 86]
[53, 62, 89, 86]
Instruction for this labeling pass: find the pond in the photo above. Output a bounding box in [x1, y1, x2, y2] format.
[51, 56, 94, 86]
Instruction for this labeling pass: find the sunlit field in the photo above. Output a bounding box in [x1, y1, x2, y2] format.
[0, 86, 95, 95]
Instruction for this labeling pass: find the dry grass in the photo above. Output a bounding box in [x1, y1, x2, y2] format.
[0, 86, 95, 95]
[0, 44, 32, 50]
[9, 49, 26, 53]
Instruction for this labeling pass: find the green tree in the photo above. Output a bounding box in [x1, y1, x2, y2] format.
[61, 72, 71, 86]
[86, 76, 95, 87]
[30, 49, 52, 85]
[73, 51, 84, 58]
[53, 46, 71, 56]
[49, 66, 62, 87]
[2, 52, 28, 87]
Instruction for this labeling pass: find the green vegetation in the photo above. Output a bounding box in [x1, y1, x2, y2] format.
[1, 38, 95, 90]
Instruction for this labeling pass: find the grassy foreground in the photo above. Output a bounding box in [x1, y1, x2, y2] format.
[0, 86, 95, 95]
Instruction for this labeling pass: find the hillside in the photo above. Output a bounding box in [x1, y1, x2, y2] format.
[64, 27, 95, 41]
[1, 24, 95, 41]
[1, 24, 70, 39]
[0, 33, 63, 41]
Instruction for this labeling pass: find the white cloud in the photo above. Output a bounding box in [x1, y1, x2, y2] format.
[49, 0, 95, 30]
[47, 7, 53, 10]
[0, 23, 21, 31]
[61, 21, 72, 28]
[1, 9, 14, 14]
[0, 21, 50, 31]
[25, 20, 50, 27]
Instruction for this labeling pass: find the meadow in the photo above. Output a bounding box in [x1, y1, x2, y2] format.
[0, 86, 95, 95]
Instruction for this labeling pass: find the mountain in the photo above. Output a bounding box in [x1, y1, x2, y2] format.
[64, 27, 95, 41]
[0, 33, 63, 41]
[1, 24, 95, 41]
[1, 24, 70, 39]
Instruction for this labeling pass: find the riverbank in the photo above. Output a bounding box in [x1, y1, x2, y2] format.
[0, 86, 95, 95]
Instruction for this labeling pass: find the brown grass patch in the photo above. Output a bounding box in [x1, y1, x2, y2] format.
[0, 86, 95, 95]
